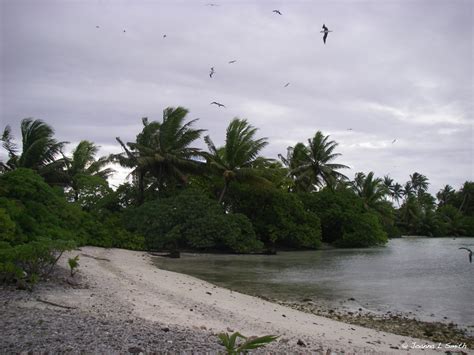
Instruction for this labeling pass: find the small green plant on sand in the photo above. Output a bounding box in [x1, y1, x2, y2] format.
[218, 332, 278, 354]
[68, 255, 79, 277]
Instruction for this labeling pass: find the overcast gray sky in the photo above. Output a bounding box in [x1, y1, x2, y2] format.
[1, 0, 473, 194]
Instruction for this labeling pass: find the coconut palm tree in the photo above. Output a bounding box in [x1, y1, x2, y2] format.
[351, 171, 389, 211]
[410, 172, 429, 197]
[391, 182, 404, 207]
[436, 185, 455, 208]
[61, 140, 114, 201]
[278, 143, 312, 192]
[402, 181, 415, 200]
[457, 181, 473, 214]
[204, 118, 270, 204]
[0, 118, 66, 183]
[114, 107, 205, 203]
[282, 131, 349, 192]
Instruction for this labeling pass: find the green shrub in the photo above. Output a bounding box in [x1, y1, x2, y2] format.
[68, 255, 80, 277]
[227, 184, 321, 249]
[125, 189, 263, 253]
[336, 212, 388, 247]
[218, 332, 278, 354]
[0, 238, 75, 285]
[301, 188, 387, 247]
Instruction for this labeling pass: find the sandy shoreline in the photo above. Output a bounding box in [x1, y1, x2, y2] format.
[1, 246, 471, 354]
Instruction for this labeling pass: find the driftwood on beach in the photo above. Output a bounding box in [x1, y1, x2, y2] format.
[148, 251, 181, 258]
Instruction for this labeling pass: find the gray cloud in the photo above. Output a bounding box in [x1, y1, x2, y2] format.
[1, 0, 472, 193]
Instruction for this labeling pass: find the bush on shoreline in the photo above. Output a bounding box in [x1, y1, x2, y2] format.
[125, 189, 263, 253]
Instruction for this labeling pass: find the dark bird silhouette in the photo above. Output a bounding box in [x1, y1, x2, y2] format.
[273, 10, 282, 15]
[347, 128, 353, 131]
[459, 247, 473, 263]
[211, 101, 225, 108]
[123, 29, 126, 33]
[320, 24, 332, 44]
[228, 60, 237, 64]
[163, 34, 167, 38]
[209, 67, 215, 78]
[284, 82, 290, 87]
[96, 26, 100, 29]
[392, 139, 397, 144]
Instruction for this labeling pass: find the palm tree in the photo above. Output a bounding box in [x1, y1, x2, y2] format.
[351, 172, 389, 211]
[204, 118, 270, 203]
[61, 140, 114, 201]
[281, 131, 349, 192]
[383, 175, 393, 193]
[391, 182, 404, 207]
[278, 143, 312, 192]
[457, 181, 473, 214]
[436, 185, 455, 208]
[410, 172, 429, 197]
[1, 118, 66, 182]
[114, 107, 205, 203]
[402, 181, 415, 200]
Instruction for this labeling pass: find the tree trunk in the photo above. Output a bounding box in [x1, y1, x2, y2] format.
[218, 180, 229, 204]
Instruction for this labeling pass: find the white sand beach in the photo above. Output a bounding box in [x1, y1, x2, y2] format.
[8, 246, 461, 354]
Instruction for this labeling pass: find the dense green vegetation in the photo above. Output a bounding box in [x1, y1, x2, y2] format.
[1, 110, 472, 284]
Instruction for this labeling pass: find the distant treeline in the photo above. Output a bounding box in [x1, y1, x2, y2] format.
[1, 108, 472, 285]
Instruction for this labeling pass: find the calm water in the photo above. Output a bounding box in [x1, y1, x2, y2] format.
[154, 237, 474, 330]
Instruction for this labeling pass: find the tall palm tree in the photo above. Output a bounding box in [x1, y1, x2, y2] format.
[278, 143, 312, 192]
[436, 185, 455, 208]
[383, 175, 394, 194]
[402, 181, 415, 200]
[1, 118, 66, 182]
[61, 140, 114, 201]
[410, 172, 429, 197]
[281, 131, 349, 192]
[457, 181, 473, 214]
[114, 107, 205, 203]
[204, 118, 270, 203]
[351, 171, 389, 210]
[391, 182, 404, 207]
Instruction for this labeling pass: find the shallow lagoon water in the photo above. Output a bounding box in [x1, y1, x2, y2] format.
[154, 237, 474, 330]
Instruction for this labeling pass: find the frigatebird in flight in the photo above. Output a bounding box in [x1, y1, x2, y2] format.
[459, 247, 473, 263]
[321, 24, 332, 44]
[392, 139, 397, 144]
[284, 82, 290, 87]
[228, 60, 237, 64]
[209, 67, 215, 78]
[211, 101, 225, 108]
[273, 10, 282, 15]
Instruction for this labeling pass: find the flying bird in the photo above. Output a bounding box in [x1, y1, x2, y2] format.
[209, 67, 215, 78]
[206, 3, 219, 6]
[320, 24, 332, 44]
[459, 247, 472, 263]
[211, 101, 225, 108]
[96, 26, 100, 29]
[284, 82, 290, 87]
[392, 139, 397, 144]
[163, 34, 167, 38]
[347, 128, 353, 131]
[273, 10, 282, 15]
[123, 29, 126, 33]
[228, 60, 237, 64]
